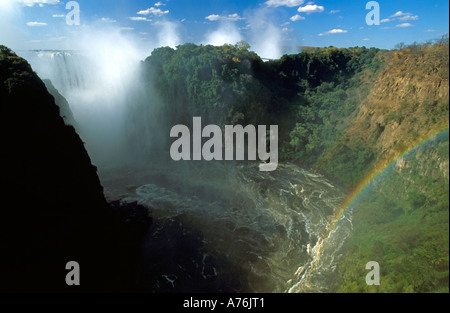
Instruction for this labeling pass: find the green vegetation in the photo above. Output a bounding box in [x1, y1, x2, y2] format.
[315, 138, 376, 186]
[0, 45, 39, 93]
[141, 39, 449, 293]
[143, 43, 383, 170]
[336, 138, 449, 293]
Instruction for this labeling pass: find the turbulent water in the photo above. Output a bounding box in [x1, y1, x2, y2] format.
[21, 50, 353, 293]
[99, 160, 352, 293]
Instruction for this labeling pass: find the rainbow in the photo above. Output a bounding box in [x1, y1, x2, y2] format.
[323, 126, 449, 241]
[289, 127, 448, 292]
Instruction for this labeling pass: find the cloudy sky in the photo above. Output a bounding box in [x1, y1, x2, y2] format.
[0, 0, 448, 55]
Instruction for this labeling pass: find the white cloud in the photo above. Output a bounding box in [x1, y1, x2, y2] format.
[137, 7, 169, 16]
[398, 14, 419, 21]
[389, 11, 419, 21]
[129, 17, 151, 22]
[205, 14, 221, 21]
[52, 14, 65, 18]
[205, 13, 244, 22]
[17, 0, 59, 7]
[298, 4, 325, 14]
[101, 17, 117, 23]
[381, 11, 418, 25]
[120, 27, 134, 31]
[329, 10, 340, 14]
[382, 23, 415, 30]
[390, 11, 405, 18]
[363, 38, 370, 41]
[227, 13, 244, 21]
[26, 21, 47, 27]
[154, 1, 165, 6]
[318, 28, 347, 36]
[290, 14, 305, 21]
[265, 0, 304, 7]
[396, 23, 414, 28]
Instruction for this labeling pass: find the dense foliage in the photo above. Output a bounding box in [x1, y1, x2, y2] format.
[142, 43, 382, 165]
[336, 137, 449, 293]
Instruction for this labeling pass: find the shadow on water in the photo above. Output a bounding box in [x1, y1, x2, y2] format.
[100, 159, 349, 293]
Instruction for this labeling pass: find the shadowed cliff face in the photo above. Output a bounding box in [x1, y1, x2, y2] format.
[0, 46, 148, 292]
[42, 79, 76, 127]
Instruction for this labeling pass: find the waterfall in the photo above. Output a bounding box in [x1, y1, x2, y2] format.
[19, 49, 148, 166]
[20, 51, 90, 95]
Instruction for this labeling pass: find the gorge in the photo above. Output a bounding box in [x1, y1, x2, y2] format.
[1, 37, 448, 293]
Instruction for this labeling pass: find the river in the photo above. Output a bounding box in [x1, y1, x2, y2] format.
[99, 160, 353, 293]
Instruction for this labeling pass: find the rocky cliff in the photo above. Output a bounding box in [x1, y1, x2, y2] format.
[0, 45, 149, 292]
[335, 42, 447, 166]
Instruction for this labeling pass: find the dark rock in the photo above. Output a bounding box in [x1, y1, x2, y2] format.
[0, 46, 147, 292]
[42, 79, 76, 126]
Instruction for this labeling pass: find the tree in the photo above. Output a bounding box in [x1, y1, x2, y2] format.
[235, 41, 251, 51]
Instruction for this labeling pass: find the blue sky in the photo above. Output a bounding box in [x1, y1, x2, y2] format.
[0, 0, 448, 55]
